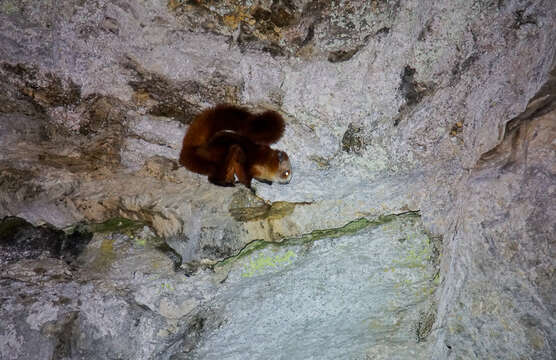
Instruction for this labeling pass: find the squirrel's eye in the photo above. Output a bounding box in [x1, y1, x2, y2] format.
[283, 171, 289, 178]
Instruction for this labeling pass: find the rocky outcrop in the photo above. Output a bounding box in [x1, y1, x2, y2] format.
[0, 0, 554, 359]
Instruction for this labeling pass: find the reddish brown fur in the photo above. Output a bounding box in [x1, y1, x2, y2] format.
[179, 104, 291, 187]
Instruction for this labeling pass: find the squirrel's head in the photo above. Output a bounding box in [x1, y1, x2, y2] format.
[251, 149, 292, 185]
[275, 150, 292, 184]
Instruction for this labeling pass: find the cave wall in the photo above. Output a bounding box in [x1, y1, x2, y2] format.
[0, 0, 554, 359]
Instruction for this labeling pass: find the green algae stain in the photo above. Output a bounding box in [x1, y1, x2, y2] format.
[86, 217, 144, 234]
[387, 228, 439, 302]
[241, 250, 296, 278]
[100, 238, 114, 255]
[90, 238, 117, 271]
[215, 217, 372, 269]
[215, 212, 421, 270]
[393, 234, 433, 270]
[134, 237, 147, 247]
[64, 217, 144, 238]
[160, 282, 175, 292]
[288, 217, 371, 245]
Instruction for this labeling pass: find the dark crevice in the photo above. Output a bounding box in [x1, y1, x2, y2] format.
[394, 66, 434, 126]
[328, 48, 361, 63]
[0, 217, 93, 266]
[512, 9, 537, 29]
[399, 66, 422, 106]
[375, 26, 390, 36]
[300, 22, 315, 46]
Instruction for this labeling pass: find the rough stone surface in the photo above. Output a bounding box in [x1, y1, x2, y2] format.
[193, 214, 436, 360]
[0, 0, 555, 359]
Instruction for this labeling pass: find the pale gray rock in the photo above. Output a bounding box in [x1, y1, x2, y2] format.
[0, 0, 554, 359]
[192, 214, 436, 360]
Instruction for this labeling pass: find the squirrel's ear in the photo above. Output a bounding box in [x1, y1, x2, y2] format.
[277, 151, 289, 162]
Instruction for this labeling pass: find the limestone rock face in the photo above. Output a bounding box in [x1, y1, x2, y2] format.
[0, 0, 554, 359]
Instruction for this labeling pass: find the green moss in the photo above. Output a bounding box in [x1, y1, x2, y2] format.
[215, 212, 420, 269]
[84, 217, 144, 234]
[287, 217, 371, 245]
[216, 240, 269, 268]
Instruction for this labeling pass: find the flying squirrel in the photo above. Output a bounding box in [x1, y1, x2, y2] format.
[179, 104, 292, 188]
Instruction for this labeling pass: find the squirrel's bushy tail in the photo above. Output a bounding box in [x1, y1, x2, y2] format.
[246, 110, 285, 145]
[209, 104, 285, 145]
